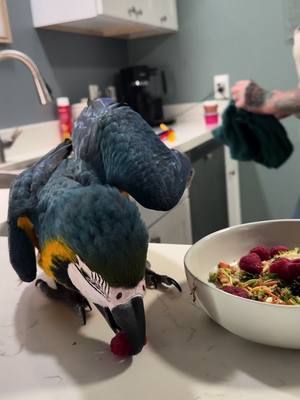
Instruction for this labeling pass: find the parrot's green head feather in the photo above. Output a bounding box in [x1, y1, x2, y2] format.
[54, 184, 149, 288]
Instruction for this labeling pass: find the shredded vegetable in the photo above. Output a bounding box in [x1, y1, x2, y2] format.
[209, 247, 300, 305]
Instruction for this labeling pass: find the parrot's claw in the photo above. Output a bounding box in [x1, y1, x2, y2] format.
[35, 279, 92, 325]
[145, 267, 182, 292]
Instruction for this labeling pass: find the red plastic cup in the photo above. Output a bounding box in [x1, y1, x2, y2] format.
[203, 101, 219, 126]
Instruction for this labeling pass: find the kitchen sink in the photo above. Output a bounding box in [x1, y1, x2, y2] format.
[0, 158, 39, 189]
[0, 157, 38, 188]
[0, 157, 38, 171]
[0, 172, 17, 188]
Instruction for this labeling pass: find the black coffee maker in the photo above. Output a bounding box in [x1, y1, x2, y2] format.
[116, 65, 171, 127]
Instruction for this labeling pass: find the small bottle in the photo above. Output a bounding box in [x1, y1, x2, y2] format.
[88, 84, 101, 101]
[56, 97, 72, 140]
[105, 85, 117, 101]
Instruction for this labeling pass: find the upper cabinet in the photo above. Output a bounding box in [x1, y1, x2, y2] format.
[30, 0, 178, 39]
[150, 0, 178, 31]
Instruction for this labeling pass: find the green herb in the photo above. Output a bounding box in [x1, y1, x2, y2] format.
[209, 272, 218, 283]
[239, 271, 256, 282]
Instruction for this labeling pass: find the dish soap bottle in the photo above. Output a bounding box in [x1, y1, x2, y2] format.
[56, 97, 72, 140]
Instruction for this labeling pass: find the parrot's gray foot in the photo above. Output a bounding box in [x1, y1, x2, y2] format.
[35, 279, 92, 325]
[145, 262, 182, 292]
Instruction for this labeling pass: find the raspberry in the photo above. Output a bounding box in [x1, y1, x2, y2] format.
[291, 258, 300, 263]
[288, 262, 300, 281]
[270, 245, 289, 257]
[110, 332, 133, 357]
[239, 253, 262, 275]
[250, 246, 271, 260]
[222, 286, 249, 299]
[269, 258, 290, 281]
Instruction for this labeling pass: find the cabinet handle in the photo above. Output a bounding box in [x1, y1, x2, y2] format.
[128, 6, 136, 16]
[136, 9, 143, 16]
[204, 153, 213, 161]
[160, 15, 167, 22]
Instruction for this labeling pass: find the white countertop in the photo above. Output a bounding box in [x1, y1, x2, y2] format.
[164, 121, 213, 153]
[1, 239, 300, 400]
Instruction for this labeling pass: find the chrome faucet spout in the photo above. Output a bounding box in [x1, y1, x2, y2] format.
[0, 50, 52, 104]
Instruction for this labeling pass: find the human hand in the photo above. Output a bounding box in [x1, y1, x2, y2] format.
[231, 80, 270, 112]
[231, 80, 253, 109]
[231, 80, 288, 119]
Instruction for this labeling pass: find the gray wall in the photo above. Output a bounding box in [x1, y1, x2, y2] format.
[0, 0, 127, 128]
[127, 0, 300, 222]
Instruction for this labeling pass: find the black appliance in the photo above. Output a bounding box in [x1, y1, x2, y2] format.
[116, 65, 172, 127]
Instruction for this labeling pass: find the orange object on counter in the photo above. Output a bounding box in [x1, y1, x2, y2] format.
[167, 129, 176, 142]
[159, 123, 176, 142]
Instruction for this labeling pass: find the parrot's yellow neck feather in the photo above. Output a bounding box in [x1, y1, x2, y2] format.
[38, 239, 77, 277]
[17, 216, 39, 248]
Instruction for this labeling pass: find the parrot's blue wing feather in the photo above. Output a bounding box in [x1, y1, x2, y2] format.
[72, 99, 192, 211]
[8, 221, 37, 282]
[8, 139, 72, 282]
[9, 139, 72, 218]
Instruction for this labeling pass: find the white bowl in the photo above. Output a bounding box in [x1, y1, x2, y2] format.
[184, 219, 300, 349]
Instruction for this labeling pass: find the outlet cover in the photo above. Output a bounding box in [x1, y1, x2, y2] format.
[214, 74, 230, 99]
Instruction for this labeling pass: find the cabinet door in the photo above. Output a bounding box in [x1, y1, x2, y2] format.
[148, 198, 192, 245]
[100, 0, 153, 25]
[31, 0, 98, 26]
[150, 0, 178, 30]
[188, 140, 228, 243]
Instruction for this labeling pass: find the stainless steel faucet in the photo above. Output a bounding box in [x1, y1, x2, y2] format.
[0, 49, 52, 163]
[0, 50, 52, 104]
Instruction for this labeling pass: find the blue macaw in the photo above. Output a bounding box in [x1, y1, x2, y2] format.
[8, 99, 192, 355]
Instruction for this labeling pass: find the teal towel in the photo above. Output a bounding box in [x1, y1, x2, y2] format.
[212, 101, 293, 168]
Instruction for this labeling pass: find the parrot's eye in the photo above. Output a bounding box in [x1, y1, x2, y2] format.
[116, 292, 122, 299]
[142, 285, 146, 291]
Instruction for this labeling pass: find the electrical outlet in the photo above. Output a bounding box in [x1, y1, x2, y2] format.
[214, 74, 230, 99]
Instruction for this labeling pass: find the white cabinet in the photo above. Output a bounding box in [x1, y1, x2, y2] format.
[100, 0, 152, 26]
[148, 197, 192, 244]
[149, 0, 178, 31]
[137, 190, 192, 245]
[30, 0, 178, 39]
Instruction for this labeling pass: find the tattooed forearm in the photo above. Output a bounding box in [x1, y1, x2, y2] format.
[245, 81, 271, 108]
[274, 90, 300, 114]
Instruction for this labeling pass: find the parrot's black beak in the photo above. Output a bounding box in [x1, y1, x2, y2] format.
[95, 296, 146, 355]
[111, 296, 146, 355]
